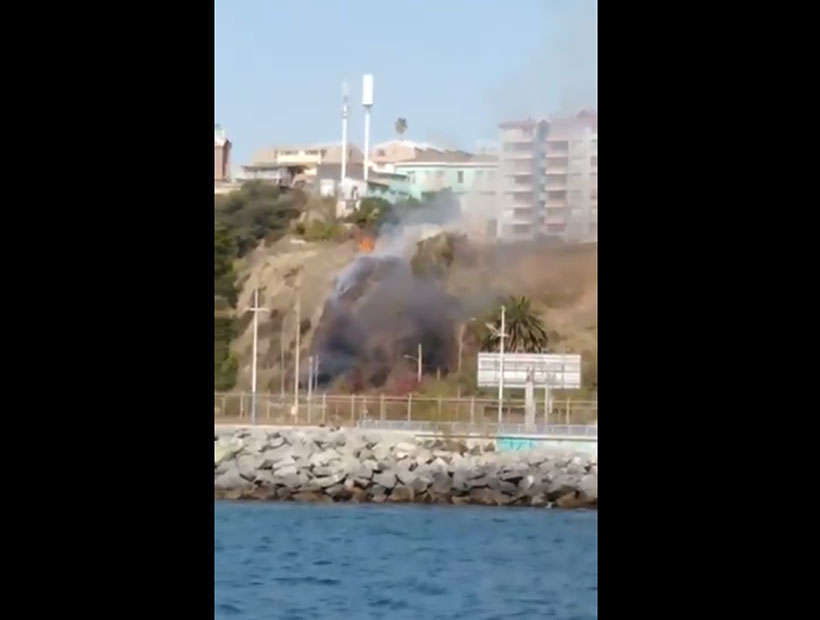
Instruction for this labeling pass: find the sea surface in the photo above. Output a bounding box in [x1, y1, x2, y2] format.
[215, 501, 597, 620]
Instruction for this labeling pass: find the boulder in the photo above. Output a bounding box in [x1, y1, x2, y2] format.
[215, 469, 249, 490]
[579, 474, 597, 502]
[325, 484, 351, 501]
[373, 471, 397, 490]
[292, 491, 333, 504]
[214, 443, 240, 467]
[273, 464, 298, 479]
[315, 473, 345, 488]
[237, 454, 261, 480]
[309, 449, 340, 468]
[396, 467, 418, 488]
[254, 470, 276, 487]
[387, 485, 414, 503]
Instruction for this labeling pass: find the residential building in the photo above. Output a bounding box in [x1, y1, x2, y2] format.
[246, 142, 363, 178]
[496, 119, 549, 241]
[392, 154, 497, 201]
[370, 140, 472, 169]
[214, 125, 232, 182]
[496, 111, 597, 243]
[542, 110, 597, 242]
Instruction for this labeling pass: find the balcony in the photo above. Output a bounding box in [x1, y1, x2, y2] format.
[502, 151, 534, 160]
[544, 215, 567, 226]
[546, 152, 569, 160]
[545, 180, 567, 190]
[545, 168, 568, 175]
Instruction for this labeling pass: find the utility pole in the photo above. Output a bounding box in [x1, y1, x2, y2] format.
[293, 295, 301, 415]
[307, 355, 313, 422]
[417, 342, 422, 382]
[497, 304, 506, 426]
[246, 288, 269, 425]
[279, 321, 285, 400]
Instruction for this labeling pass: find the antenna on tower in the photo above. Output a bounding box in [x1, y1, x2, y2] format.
[340, 80, 349, 190]
[362, 74, 374, 183]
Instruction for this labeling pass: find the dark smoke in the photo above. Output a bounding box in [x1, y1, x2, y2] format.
[313, 254, 461, 391]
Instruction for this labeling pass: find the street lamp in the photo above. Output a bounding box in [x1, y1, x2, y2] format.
[403, 342, 422, 383]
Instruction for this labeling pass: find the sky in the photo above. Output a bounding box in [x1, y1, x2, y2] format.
[215, 0, 597, 171]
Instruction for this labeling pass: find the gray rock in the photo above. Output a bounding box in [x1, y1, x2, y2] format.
[387, 485, 414, 502]
[268, 435, 285, 449]
[237, 454, 261, 480]
[315, 473, 345, 488]
[410, 476, 431, 493]
[579, 474, 597, 501]
[254, 470, 276, 487]
[431, 473, 452, 495]
[274, 464, 298, 478]
[310, 449, 340, 467]
[215, 469, 250, 490]
[451, 471, 469, 492]
[396, 467, 418, 487]
[272, 455, 296, 470]
[325, 483, 350, 500]
[373, 471, 397, 489]
[264, 445, 294, 463]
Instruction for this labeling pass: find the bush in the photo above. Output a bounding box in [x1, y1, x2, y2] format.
[302, 219, 344, 242]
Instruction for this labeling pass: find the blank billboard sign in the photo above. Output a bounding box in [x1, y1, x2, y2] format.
[476, 353, 582, 389]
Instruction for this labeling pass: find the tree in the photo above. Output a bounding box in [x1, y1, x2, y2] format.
[479, 296, 549, 353]
[214, 223, 238, 307]
[346, 197, 393, 232]
[214, 182, 303, 256]
[395, 117, 408, 138]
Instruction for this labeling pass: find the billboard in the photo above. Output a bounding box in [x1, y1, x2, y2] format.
[476, 352, 582, 389]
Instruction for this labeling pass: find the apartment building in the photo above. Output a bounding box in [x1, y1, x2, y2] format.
[244, 142, 364, 178]
[543, 110, 597, 242]
[392, 153, 497, 201]
[496, 119, 549, 241]
[214, 125, 232, 182]
[496, 112, 597, 243]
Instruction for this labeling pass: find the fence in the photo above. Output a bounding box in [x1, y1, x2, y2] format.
[214, 392, 597, 430]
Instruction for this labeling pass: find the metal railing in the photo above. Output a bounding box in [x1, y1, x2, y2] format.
[214, 392, 597, 430]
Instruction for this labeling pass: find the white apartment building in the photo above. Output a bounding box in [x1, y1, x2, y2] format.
[496, 119, 549, 241]
[543, 110, 597, 242]
[497, 111, 597, 243]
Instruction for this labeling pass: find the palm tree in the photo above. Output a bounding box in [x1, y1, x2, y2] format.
[480, 296, 549, 353]
[395, 117, 408, 138]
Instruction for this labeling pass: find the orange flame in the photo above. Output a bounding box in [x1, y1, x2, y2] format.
[358, 236, 374, 253]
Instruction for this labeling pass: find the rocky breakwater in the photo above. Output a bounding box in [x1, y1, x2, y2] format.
[214, 427, 597, 509]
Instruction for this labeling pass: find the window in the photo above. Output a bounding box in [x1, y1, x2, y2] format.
[457, 171, 464, 183]
[407, 172, 415, 183]
[435, 170, 445, 179]
[488, 171, 495, 182]
[476, 170, 484, 180]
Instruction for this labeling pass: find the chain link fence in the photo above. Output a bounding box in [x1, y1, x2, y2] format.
[214, 392, 597, 431]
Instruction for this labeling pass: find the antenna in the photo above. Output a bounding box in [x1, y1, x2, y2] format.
[362, 74, 374, 183]
[341, 81, 349, 186]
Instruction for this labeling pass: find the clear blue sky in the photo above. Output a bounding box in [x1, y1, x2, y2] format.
[215, 0, 597, 169]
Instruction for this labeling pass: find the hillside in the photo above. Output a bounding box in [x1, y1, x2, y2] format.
[229, 235, 597, 397]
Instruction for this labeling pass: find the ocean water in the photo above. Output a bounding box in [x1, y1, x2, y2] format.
[215, 501, 597, 620]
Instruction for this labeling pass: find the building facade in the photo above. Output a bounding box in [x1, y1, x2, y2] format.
[496, 119, 549, 241]
[392, 158, 497, 201]
[496, 112, 597, 243]
[247, 143, 363, 177]
[543, 110, 597, 242]
[214, 125, 232, 182]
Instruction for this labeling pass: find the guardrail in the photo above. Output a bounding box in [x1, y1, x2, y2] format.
[214, 392, 598, 429]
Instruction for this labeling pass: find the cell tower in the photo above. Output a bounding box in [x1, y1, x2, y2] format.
[362, 74, 374, 183]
